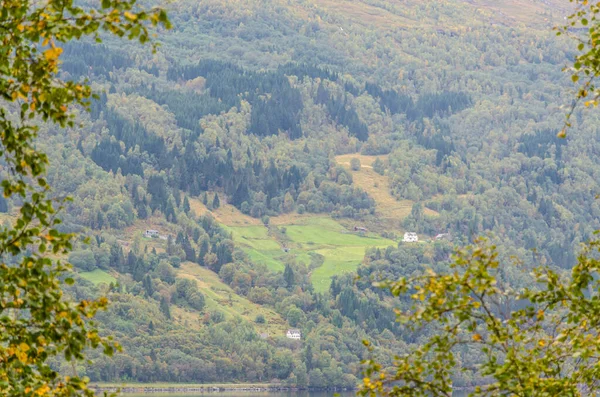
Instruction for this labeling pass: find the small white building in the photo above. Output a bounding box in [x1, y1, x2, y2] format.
[403, 232, 419, 243]
[435, 233, 449, 241]
[286, 329, 301, 340]
[144, 229, 160, 238]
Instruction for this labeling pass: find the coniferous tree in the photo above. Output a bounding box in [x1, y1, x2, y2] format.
[198, 239, 210, 266]
[142, 274, 154, 296]
[148, 320, 155, 335]
[167, 235, 175, 256]
[284, 264, 295, 289]
[159, 297, 171, 320]
[304, 344, 313, 370]
[165, 197, 177, 223]
[0, 0, 169, 393]
[212, 193, 220, 209]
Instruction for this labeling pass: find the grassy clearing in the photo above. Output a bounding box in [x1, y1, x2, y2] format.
[311, 247, 368, 293]
[188, 197, 261, 227]
[228, 226, 280, 250]
[269, 212, 319, 226]
[178, 262, 288, 335]
[226, 225, 286, 271]
[223, 215, 395, 291]
[282, 217, 395, 292]
[245, 249, 286, 272]
[335, 154, 438, 221]
[79, 269, 117, 285]
[188, 193, 398, 291]
[119, 216, 176, 254]
[286, 224, 393, 247]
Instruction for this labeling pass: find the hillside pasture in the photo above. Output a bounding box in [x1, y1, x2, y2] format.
[335, 154, 438, 222]
[188, 197, 261, 226]
[79, 269, 117, 286]
[224, 215, 396, 291]
[178, 262, 288, 335]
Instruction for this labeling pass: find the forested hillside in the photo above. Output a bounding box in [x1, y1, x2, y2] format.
[13, 0, 597, 388]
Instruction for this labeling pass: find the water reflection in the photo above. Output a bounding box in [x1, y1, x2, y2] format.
[121, 390, 468, 397]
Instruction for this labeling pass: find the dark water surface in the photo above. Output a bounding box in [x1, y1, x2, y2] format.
[123, 390, 468, 397]
[124, 392, 354, 397]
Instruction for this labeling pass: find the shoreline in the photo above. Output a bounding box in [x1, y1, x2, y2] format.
[91, 384, 356, 394]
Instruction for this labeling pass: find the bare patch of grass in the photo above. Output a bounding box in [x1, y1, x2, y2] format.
[188, 197, 261, 227]
[178, 262, 288, 335]
[335, 154, 438, 221]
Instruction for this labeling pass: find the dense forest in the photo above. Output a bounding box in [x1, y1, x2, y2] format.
[11, 0, 596, 388]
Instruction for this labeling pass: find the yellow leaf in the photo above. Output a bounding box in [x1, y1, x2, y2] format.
[35, 385, 50, 396]
[124, 11, 137, 20]
[17, 24, 24, 32]
[472, 334, 482, 341]
[43, 47, 63, 61]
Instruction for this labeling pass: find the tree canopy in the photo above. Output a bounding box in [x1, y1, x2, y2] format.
[0, 0, 168, 395]
[360, 3, 600, 395]
[361, 238, 600, 396]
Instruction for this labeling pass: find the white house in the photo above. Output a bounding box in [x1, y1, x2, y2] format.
[403, 232, 419, 243]
[144, 229, 160, 238]
[435, 233, 449, 241]
[286, 329, 301, 340]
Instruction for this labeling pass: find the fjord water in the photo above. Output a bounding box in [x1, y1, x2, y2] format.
[123, 391, 468, 397]
[123, 392, 354, 397]
[123, 392, 353, 397]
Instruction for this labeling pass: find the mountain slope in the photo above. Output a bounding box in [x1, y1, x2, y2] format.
[28, 0, 600, 387]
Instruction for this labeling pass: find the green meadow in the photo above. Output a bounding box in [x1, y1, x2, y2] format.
[228, 217, 396, 292]
[79, 269, 117, 285]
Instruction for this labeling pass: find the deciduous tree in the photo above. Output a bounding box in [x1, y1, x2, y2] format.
[361, 239, 600, 396]
[0, 0, 169, 395]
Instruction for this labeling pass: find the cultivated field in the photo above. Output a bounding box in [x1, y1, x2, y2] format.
[79, 269, 117, 285]
[226, 215, 395, 292]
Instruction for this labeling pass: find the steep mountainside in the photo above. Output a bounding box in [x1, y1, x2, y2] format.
[18, 0, 598, 388]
